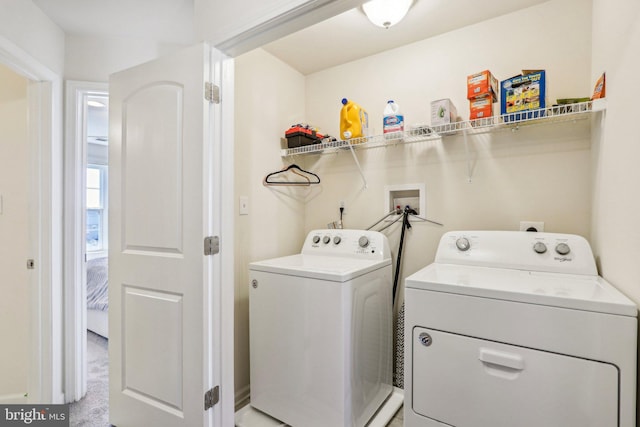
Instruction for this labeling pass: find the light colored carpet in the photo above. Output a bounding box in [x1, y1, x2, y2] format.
[69, 331, 109, 426]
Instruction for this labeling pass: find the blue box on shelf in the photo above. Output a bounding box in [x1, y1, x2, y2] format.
[500, 70, 546, 122]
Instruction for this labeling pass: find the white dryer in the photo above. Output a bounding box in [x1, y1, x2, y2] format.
[404, 231, 637, 427]
[248, 229, 394, 427]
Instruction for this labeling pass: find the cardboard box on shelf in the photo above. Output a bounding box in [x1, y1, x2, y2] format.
[591, 73, 606, 100]
[431, 99, 458, 126]
[500, 70, 546, 121]
[467, 70, 498, 101]
[469, 96, 494, 120]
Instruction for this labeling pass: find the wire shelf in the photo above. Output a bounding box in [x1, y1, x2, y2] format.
[281, 100, 599, 157]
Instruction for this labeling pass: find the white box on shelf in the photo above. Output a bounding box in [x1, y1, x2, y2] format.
[431, 99, 458, 126]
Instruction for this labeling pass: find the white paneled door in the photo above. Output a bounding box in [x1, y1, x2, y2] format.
[108, 43, 228, 427]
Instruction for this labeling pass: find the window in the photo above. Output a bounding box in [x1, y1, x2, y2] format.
[86, 165, 107, 252]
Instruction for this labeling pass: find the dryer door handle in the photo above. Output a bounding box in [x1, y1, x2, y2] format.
[479, 348, 525, 371]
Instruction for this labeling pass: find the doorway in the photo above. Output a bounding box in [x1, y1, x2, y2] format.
[0, 62, 32, 404]
[85, 95, 109, 339]
[63, 82, 109, 418]
[69, 92, 110, 423]
[0, 37, 63, 404]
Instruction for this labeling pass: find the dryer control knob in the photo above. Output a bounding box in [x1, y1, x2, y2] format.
[455, 237, 471, 252]
[333, 236, 342, 245]
[533, 242, 547, 254]
[312, 235, 321, 244]
[358, 236, 370, 248]
[555, 242, 571, 255]
[322, 235, 331, 244]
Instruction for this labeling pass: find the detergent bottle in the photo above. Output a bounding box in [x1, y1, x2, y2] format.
[340, 98, 369, 141]
[383, 100, 404, 138]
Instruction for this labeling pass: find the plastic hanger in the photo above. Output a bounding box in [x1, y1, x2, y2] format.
[263, 164, 321, 186]
[290, 168, 311, 185]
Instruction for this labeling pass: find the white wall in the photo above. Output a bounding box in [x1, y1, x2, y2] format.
[0, 0, 65, 76]
[196, 0, 361, 55]
[0, 63, 30, 401]
[304, 0, 593, 294]
[590, 1, 640, 302]
[233, 48, 306, 403]
[65, 35, 190, 81]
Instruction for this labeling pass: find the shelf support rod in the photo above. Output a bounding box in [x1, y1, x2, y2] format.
[346, 142, 367, 188]
[463, 128, 472, 183]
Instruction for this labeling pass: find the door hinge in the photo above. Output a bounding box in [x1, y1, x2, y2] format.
[204, 236, 220, 256]
[204, 82, 220, 104]
[204, 386, 219, 410]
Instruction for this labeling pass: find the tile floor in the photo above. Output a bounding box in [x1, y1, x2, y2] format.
[386, 405, 403, 426]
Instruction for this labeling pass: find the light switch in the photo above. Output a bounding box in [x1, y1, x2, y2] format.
[239, 196, 249, 215]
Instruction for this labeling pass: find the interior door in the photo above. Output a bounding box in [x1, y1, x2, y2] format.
[108, 43, 223, 427]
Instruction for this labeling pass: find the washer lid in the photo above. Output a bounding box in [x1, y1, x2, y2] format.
[249, 254, 391, 282]
[405, 263, 637, 317]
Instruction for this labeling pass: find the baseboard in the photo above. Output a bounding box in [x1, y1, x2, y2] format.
[235, 384, 250, 411]
[0, 393, 28, 404]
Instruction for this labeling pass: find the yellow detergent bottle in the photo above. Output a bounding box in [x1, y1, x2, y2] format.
[340, 98, 368, 141]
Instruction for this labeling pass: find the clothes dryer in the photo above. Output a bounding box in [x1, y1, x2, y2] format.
[404, 231, 637, 427]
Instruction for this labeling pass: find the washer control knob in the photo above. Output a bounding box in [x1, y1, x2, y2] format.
[455, 237, 471, 252]
[322, 235, 331, 244]
[333, 236, 341, 245]
[358, 236, 370, 248]
[312, 235, 321, 244]
[533, 242, 547, 254]
[555, 242, 571, 255]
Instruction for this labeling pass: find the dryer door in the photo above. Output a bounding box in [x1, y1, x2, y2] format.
[411, 327, 618, 427]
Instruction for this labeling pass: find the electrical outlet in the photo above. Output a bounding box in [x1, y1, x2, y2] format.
[520, 221, 544, 232]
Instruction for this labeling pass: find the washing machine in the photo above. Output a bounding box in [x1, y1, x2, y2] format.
[404, 230, 638, 427]
[247, 229, 395, 427]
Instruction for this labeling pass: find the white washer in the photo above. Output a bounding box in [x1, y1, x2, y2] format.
[247, 229, 394, 427]
[404, 231, 637, 427]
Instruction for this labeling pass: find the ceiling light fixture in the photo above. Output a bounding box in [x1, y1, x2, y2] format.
[362, 0, 413, 29]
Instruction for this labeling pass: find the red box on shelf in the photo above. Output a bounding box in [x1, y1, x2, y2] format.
[467, 70, 498, 101]
[469, 96, 494, 120]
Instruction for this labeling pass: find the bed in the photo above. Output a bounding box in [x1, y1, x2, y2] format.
[86, 256, 108, 339]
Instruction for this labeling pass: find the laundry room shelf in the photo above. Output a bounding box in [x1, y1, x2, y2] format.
[280, 100, 604, 157]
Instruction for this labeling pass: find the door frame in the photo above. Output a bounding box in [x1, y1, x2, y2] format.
[0, 35, 64, 404]
[63, 80, 109, 403]
[211, 47, 236, 425]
